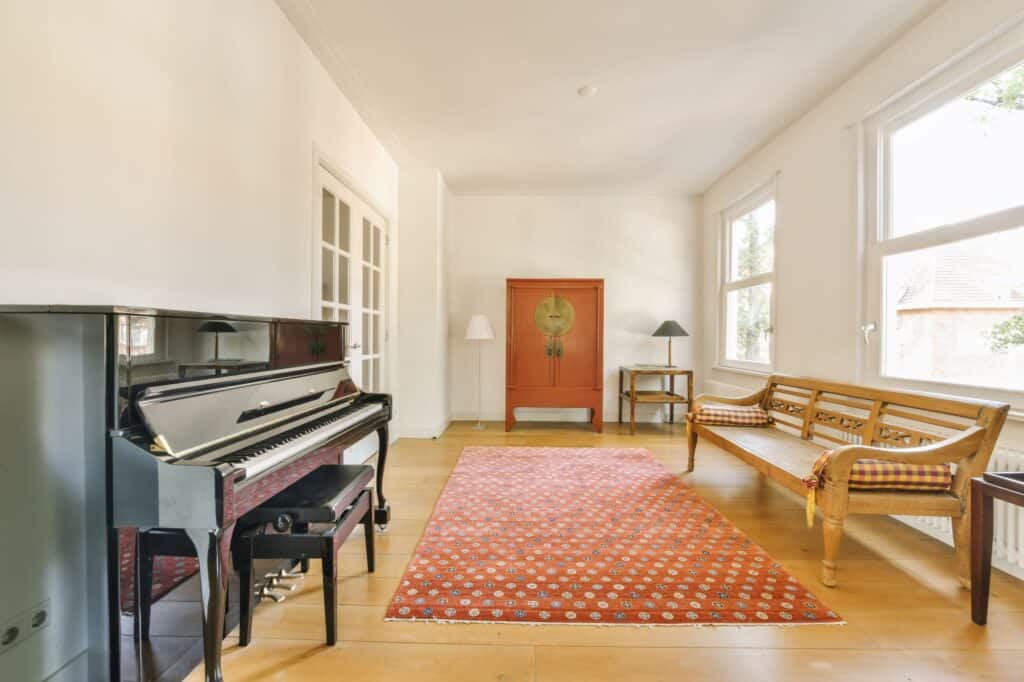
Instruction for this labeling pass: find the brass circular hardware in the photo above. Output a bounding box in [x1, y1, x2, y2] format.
[534, 296, 575, 337]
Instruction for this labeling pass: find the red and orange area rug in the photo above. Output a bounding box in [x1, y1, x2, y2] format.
[386, 446, 841, 626]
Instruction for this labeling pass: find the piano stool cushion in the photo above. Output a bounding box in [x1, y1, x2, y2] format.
[240, 464, 375, 526]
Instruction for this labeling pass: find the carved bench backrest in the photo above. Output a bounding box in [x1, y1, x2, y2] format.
[760, 375, 1009, 495]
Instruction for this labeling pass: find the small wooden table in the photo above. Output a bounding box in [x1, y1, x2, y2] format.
[618, 365, 693, 435]
[971, 472, 1024, 624]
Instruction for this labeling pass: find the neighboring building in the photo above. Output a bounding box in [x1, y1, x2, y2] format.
[890, 240, 1024, 390]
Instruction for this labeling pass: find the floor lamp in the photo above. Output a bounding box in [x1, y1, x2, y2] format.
[465, 314, 495, 430]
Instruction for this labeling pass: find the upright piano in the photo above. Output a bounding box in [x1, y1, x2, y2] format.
[0, 306, 391, 682]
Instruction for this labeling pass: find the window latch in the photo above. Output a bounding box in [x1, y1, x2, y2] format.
[860, 322, 877, 345]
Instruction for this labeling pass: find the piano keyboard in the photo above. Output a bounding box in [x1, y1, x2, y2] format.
[207, 402, 384, 480]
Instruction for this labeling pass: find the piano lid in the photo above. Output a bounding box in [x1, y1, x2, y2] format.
[135, 361, 359, 458]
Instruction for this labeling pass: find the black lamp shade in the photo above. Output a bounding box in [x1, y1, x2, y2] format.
[197, 320, 238, 334]
[652, 320, 688, 338]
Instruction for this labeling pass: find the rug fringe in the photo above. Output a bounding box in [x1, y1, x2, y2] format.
[384, 616, 847, 628]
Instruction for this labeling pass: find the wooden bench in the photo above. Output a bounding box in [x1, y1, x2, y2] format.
[686, 374, 1009, 588]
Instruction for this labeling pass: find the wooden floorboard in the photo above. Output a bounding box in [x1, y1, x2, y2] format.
[186, 421, 1024, 681]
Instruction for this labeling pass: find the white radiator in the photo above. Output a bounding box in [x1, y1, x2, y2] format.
[897, 445, 1024, 580]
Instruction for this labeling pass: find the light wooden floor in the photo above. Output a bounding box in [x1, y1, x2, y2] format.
[187, 421, 1024, 681]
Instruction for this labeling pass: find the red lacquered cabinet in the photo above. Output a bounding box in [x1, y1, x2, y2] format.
[505, 278, 604, 431]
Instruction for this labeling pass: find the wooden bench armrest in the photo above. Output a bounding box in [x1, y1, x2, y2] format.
[691, 389, 766, 412]
[823, 426, 987, 484]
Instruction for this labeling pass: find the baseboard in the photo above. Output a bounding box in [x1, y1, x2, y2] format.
[450, 408, 675, 423]
[400, 417, 452, 439]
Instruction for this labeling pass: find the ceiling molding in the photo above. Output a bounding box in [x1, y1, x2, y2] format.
[275, 0, 412, 166]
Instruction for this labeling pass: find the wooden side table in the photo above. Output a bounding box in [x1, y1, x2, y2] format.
[971, 472, 1024, 624]
[618, 366, 693, 435]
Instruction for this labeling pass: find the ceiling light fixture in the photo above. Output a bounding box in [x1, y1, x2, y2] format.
[577, 84, 597, 97]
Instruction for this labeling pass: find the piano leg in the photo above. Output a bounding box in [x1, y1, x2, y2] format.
[186, 526, 234, 682]
[374, 423, 391, 531]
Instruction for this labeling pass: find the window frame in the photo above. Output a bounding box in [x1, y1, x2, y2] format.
[717, 177, 778, 374]
[860, 24, 1024, 410]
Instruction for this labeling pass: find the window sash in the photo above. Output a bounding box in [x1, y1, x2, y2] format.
[861, 22, 1024, 408]
[718, 178, 777, 372]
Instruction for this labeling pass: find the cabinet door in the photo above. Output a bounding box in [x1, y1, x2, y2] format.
[508, 286, 554, 388]
[554, 286, 601, 388]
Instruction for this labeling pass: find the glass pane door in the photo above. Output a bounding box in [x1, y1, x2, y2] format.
[319, 186, 352, 325]
[361, 217, 385, 391]
[314, 166, 387, 390]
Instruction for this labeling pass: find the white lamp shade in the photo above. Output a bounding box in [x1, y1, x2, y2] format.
[464, 314, 495, 340]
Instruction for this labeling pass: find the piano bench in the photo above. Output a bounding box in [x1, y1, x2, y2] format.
[233, 465, 376, 647]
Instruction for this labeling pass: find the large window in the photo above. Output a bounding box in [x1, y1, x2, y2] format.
[719, 181, 776, 371]
[865, 49, 1024, 401]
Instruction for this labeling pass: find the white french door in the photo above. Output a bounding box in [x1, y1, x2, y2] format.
[314, 165, 388, 391]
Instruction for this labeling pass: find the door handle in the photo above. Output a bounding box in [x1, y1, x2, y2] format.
[860, 322, 877, 345]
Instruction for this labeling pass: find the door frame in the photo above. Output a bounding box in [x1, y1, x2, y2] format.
[310, 147, 393, 393]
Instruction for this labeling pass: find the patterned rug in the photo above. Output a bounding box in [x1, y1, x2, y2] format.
[386, 446, 841, 626]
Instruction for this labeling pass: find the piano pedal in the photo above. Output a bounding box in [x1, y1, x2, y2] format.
[264, 577, 298, 593]
[256, 585, 287, 604]
[265, 568, 305, 582]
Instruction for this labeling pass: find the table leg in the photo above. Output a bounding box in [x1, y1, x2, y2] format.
[618, 369, 623, 424]
[629, 373, 637, 435]
[669, 375, 675, 423]
[971, 479, 995, 625]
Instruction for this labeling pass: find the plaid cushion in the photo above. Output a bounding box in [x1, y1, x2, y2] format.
[693, 403, 771, 426]
[804, 450, 952, 491]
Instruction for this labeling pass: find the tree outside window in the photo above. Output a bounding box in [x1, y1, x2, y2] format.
[722, 192, 775, 369]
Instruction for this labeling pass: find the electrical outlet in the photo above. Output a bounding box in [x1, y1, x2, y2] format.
[0, 599, 51, 656]
[28, 599, 51, 635]
[0, 612, 24, 656]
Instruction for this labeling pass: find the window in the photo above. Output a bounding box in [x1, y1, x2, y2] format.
[864, 46, 1024, 402]
[719, 181, 776, 371]
[118, 315, 162, 360]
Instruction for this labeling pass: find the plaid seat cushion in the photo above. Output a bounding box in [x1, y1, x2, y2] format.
[805, 450, 953, 492]
[693, 403, 771, 426]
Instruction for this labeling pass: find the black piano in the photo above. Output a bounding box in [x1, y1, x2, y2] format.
[0, 306, 391, 682]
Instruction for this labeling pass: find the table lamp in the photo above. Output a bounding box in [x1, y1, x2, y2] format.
[465, 314, 495, 430]
[197, 320, 238, 361]
[652, 320, 688, 366]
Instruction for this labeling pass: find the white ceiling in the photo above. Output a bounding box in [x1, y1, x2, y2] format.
[279, 0, 940, 195]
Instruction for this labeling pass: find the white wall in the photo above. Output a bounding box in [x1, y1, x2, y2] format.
[0, 1, 401, 678]
[698, 1, 1024, 439]
[449, 195, 700, 423]
[397, 169, 451, 437]
[0, 0, 398, 320]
